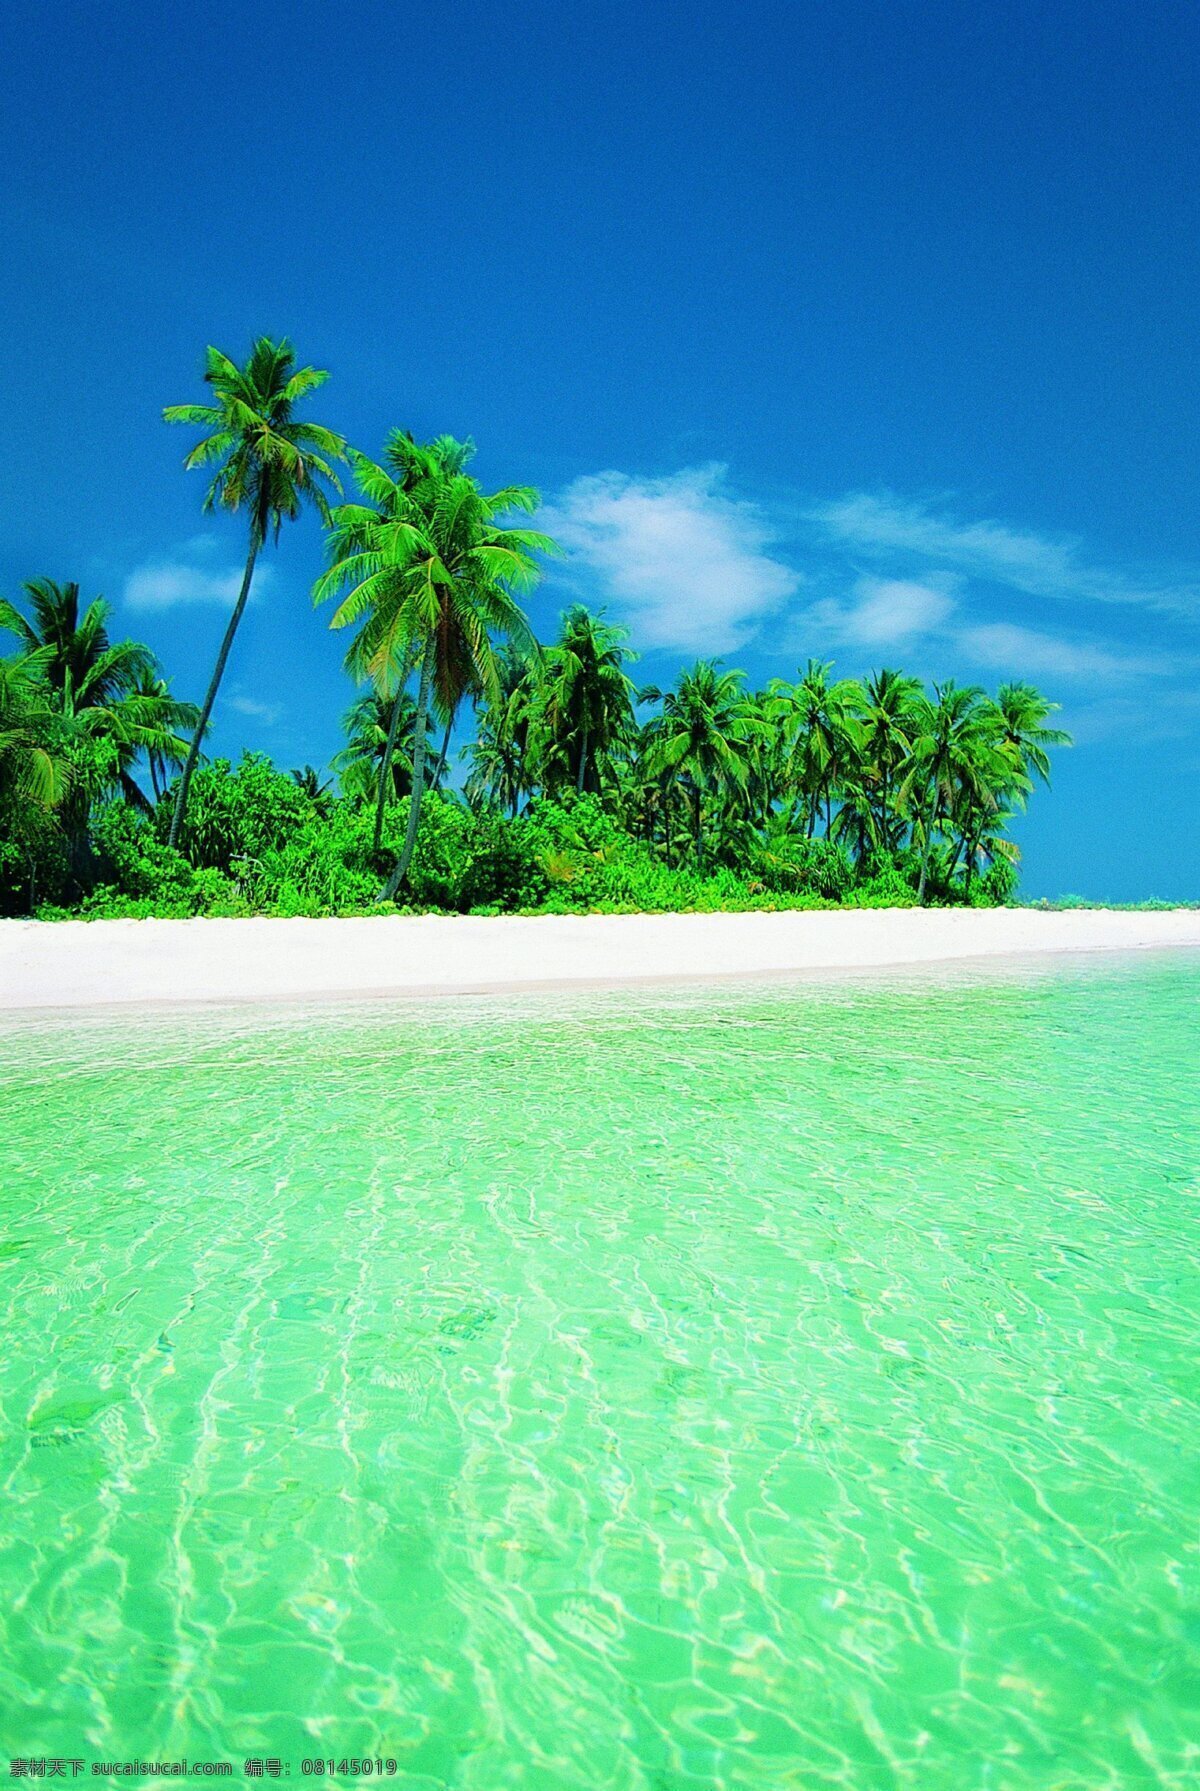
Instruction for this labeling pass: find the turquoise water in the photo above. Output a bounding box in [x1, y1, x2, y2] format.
[1, 954, 1199, 1787]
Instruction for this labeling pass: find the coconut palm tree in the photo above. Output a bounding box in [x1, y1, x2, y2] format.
[0, 580, 156, 711]
[859, 667, 923, 855]
[532, 607, 637, 795]
[0, 580, 198, 812]
[641, 661, 766, 871]
[289, 764, 333, 814]
[902, 683, 1025, 904]
[993, 681, 1072, 786]
[765, 660, 864, 836]
[315, 433, 552, 899]
[0, 650, 70, 811]
[333, 689, 418, 808]
[464, 645, 541, 815]
[163, 337, 346, 846]
[128, 670, 199, 803]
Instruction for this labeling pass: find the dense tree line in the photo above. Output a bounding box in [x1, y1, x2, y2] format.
[0, 337, 1069, 918]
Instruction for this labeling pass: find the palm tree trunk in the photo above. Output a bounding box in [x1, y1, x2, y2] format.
[576, 721, 589, 794]
[916, 804, 936, 905]
[431, 717, 453, 793]
[168, 531, 260, 849]
[380, 633, 435, 902]
[373, 683, 410, 854]
[694, 788, 704, 873]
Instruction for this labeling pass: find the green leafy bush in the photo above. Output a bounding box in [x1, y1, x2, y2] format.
[169, 753, 311, 872]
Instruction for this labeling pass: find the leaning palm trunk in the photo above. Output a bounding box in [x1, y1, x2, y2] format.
[373, 683, 410, 854]
[431, 717, 454, 793]
[916, 804, 937, 905]
[168, 532, 260, 849]
[576, 721, 589, 793]
[381, 633, 435, 902]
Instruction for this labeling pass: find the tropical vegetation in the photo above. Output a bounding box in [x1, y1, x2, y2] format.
[0, 336, 1073, 920]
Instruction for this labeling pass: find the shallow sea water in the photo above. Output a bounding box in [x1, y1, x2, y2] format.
[2, 952, 1199, 1787]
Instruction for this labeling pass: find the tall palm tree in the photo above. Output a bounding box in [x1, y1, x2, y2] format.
[0, 650, 70, 812]
[859, 667, 923, 855]
[533, 607, 637, 795]
[128, 670, 199, 803]
[766, 660, 863, 836]
[333, 689, 417, 807]
[902, 683, 1024, 904]
[993, 681, 1072, 786]
[315, 433, 552, 899]
[163, 337, 346, 846]
[642, 661, 765, 871]
[463, 645, 540, 815]
[0, 580, 156, 710]
[0, 580, 197, 811]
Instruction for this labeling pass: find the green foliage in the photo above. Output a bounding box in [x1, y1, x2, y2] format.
[978, 857, 1020, 907]
[849, 865, 918, 909]
[172, 753, 312, 871]
[749, 833, 855, 901]
[0, 791, 69, 915]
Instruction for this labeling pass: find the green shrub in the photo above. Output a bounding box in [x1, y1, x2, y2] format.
[750, 834, 854, 901]
[978, 858, 1019, 907]
[169, 753, 311, 872]
[852, 866, 918, 908]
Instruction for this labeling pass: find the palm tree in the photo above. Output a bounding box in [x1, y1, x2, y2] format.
[163, 337, 346, 847]
[766, 660, 863, 836]
[993, 681, 1072, 786]
[128, 670, 199, 803]
[315, 433, 552, 899]
[0, 580, 156, 710]
[290, 764, 333, 814]
[641, 662, 765, 871]
[532, 607, 637, 795]
[333, 689, 417, 808]
[463, 645, 540, 815]
[830, 780, 883, 868]
[0, 580, 197, 813]
[859, 667, 923, 856]
[0, 650, 70, 811]
[902, 683, 1024, 904]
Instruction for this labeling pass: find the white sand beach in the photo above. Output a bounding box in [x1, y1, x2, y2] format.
[2, 907, 1199, 1011]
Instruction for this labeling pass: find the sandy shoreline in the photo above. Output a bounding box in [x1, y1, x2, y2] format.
[2, 907, 1199, 1012]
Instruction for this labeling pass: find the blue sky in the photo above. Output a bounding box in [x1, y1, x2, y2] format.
[2, 0, 1197, 898]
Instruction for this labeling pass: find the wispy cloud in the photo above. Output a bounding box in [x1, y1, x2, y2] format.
[225, 693, 282, 726]
[798, 575, 1174, 684]
[1058, 689, 1200, 746]
[807, 492, 1198, 614]
[123, 540, 272, 611]
[804, 576, 958, 647]
[955, 622, 1170, 681]
[543, 466, 799, 652]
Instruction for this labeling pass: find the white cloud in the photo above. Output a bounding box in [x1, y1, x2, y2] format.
[797, 575, 1173, 686]
[808, 492, 1198, 614]
[805, 576, 958, 647]
[225, 694, 282, 725]
[543, 466, 799, 652]
[956, 622, 1170, 681]
[123, 542, 272, 612]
